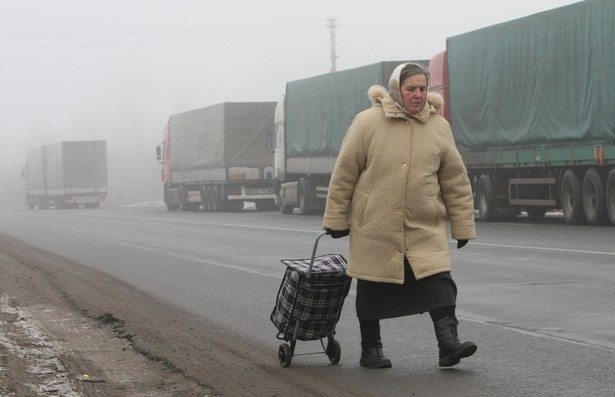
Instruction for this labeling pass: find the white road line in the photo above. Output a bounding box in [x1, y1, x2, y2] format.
[460, 314, 615, 351]
[464, 241, 615, 256]
[99, 237, 282, 278]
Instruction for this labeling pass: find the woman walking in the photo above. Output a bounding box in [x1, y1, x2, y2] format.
[323, 62, 477, 368]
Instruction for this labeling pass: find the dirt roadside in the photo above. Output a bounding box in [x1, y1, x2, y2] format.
[0, 233, 366, 397]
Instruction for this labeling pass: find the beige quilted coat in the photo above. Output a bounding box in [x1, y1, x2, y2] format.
[323, 85, 476, 284]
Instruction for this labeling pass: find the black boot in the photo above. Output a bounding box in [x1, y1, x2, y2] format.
[433, 316, 477, 367]
[359, 319, 392, 368]
[360, 344, 392, 368]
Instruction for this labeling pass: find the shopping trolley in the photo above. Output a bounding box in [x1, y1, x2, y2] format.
[270, 230, 352, 367]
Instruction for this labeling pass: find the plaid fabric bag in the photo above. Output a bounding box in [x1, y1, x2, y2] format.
[271, 254, 351, 341]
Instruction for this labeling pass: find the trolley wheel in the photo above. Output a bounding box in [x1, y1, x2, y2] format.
[326, 339, 341, 365]
[278, 343, 292, 367]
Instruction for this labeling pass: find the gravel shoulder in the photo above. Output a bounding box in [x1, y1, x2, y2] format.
[0, 233, 365, 397]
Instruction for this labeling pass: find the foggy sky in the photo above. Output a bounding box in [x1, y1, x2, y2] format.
[0, 0, 581, 209]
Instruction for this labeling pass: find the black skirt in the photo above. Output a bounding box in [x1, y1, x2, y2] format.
[356, 257, 457, 320]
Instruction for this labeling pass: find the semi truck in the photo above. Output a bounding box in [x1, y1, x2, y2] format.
[22, 140, 108, 209]
[429, 0, 615, 226]
[273, 60, 427, 214]
[156, 102, 277, 211]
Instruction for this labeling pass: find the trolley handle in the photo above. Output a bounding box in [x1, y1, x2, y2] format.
[307, 230, 330, 278]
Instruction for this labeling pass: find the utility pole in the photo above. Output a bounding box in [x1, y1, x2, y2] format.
[326, 17, 338, 73]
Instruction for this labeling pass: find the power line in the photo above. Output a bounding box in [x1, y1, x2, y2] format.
[0, 19, 323, 38]
[0, 22, 323, 49]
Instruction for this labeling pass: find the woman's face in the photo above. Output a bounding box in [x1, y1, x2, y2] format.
[401, 74, 427, 115]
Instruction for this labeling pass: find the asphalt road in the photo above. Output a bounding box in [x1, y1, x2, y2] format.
[0, 207, 613, 396]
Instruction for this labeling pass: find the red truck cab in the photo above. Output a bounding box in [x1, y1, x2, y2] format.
[428, 51, 450, 122]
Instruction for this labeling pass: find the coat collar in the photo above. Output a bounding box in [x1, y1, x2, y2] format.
[367, 84, 443, 124]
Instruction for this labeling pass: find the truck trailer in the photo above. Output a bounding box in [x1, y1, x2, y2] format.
[273, 60, 427, 214]
[429, 0, 615, 226]
[156, 102, 277, 211]
[23, 140, 108, 209]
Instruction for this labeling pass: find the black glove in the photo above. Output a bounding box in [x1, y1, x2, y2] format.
[457, 239, 468, 249]
[325, 228, 349, 239]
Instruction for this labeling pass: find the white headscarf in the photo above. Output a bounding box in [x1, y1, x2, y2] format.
[388, 62, 429, 113]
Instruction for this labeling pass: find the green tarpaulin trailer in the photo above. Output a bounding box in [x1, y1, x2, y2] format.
[274, 60, 428, 214]
[429, 0, 615, 225]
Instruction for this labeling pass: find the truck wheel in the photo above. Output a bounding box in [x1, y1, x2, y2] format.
[278, 190, 293, 214]
[211, 187, 219, 212]
[605, 168, 615, 225]
[561, 169, 586, 225]
[476, 174, 495, 222]
[582, 168, 608, 226]
[298, 178, 311, 215]
[201, 186, 211, 212]
[216, 186, 228, 212]
[164, 188, 179, 211]
[165, 187, 180, 211]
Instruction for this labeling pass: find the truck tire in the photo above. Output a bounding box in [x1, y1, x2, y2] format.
[165, 188, 179, 211]
[476, 174, 495, 222]
[211, 186, 220, 212]
[202, 186, 220, 212]
[561, 169, 586, 225]
[200, 187, 207, 211]
[605, 168, 615, 225]
[217, 186, 229, 212]
[582, 168, 608, 226]
[277, 189, 293, 214]
[471, 176, 479, 210]
[201, 186, 211, 212]
[298, 178, 311, 215]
